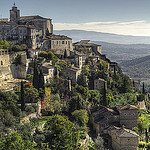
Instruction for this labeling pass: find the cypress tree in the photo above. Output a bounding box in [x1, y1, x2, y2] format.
[103, 82, 107, 106]
[33, 59, 39, 90]
[142, 82, 145, 94]
[38, 67, 45, 100]
[64, 49, 68, 58]
[21, 81, 25, 111]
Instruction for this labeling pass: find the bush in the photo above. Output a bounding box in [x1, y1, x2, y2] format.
[25, 105, 35, 115]
[139, 141, 146, 148]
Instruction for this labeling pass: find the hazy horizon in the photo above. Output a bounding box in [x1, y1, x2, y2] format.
[1, 0, 150, 36]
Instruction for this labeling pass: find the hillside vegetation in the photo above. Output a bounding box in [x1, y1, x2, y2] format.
[93, 41, 150, 62]
[120, 55, 150, 78]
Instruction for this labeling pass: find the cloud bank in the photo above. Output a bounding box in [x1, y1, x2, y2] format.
[54, 21, 150, 36]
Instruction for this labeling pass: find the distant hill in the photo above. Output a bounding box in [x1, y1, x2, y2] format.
[92, 41, 150, 62]
[54, 30, 150, 62]
[54, 30, 150, 44]
[120, 55, 150, 78]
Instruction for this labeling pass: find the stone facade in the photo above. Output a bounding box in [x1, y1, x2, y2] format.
[73, 40, 101, 55]
[107, 126, 139, 150]
[20, 15, 53, 35]
[10, 52, 27, 79]
[42, 35, 73, 55]
[90, 104, 138, 135]
[74, 54, 83, 69]
[94, 78, 107, 91]
[61, 66, 81, 85]
[42, 63, 55, 82]
[0, 49, 12, 79]
[117, 105, 138, 129]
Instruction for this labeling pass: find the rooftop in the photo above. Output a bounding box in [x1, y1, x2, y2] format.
[108, 126, 139, 137]
[20, 15, 51, 21]
[45, 34, 72, 40]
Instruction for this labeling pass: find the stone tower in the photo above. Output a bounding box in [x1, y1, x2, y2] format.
[10, 3, 20, 23]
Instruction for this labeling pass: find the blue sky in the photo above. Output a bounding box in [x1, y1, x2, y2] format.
[1, 0, 150, 36]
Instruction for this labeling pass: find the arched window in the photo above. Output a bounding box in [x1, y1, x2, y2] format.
[1, 61, 3, 65]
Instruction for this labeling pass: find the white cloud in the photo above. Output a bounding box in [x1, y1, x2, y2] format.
[54, 21, 150, 36]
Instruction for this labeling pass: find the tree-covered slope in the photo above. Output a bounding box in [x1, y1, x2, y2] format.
[120, 55, 150, 78]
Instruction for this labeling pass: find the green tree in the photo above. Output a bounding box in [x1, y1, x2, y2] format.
[33, 60, 39, 90]
[38, 68, 45, 100]
[44, 115, 79, 150]
[21, 81, 25, 111]
[26, 74, 33, 82]
[24, 86, 39, 103]
[48, 51, 55, 60]
[94, 134, 104, 150]
[0, 132, 34, 150]
[142, 82, 145, 94]
[38, 51, 48, 59]
[72, 109, 89, 127]
[138, 116, 149, 135]
[69, 95, 87, 113]
[88, 90, 102, 105]
[0, 91, 20, 117]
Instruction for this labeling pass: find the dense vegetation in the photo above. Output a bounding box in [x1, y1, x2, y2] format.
[1, 38, 150, 149]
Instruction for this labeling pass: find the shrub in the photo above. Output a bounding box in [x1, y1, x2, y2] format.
[25, 105, 35, 115]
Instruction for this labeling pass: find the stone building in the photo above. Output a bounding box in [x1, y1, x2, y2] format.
[19, 15, 53, 36]
[90, 104, 138, 135]
[90, 104, 139, 150]
[107, 126, 139, 150]
[41, 35, 73, 55]
[0, 3, 53, 49]
[73, 40, 101, 55]
[60, 66, 81, 85]
[94, 78, 107, 91]
[116, 104, 138, 129]
[42, 63, 55, 82]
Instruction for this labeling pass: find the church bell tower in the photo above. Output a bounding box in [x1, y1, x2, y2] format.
[10, 3, 20, 23]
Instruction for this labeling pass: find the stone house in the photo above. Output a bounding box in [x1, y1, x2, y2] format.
[41, 35, 73, 55]
[60, 66, 81, 85]
[42, 63, 55, 82]
[90, 105, 119, 135]
[90, 104, 139, 150]
[73, 40, 101, 55]
[90, 104, 138, 135]
[107, 126, 139, 150]
[116, 104, 138, 129]
[94, 78, 107, 91]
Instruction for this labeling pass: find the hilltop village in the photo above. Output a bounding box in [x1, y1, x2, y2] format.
[0, 4, 149, 150]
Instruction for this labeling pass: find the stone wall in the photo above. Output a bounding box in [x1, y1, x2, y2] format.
[119, 109, 138, 129]
[10, 52, 27, 79]
[50, 39, 73, 55]
[0, 50, 12, 79]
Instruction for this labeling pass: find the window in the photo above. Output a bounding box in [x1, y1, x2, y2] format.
[20, 29, 22, 33]
[62, 41, 64, 44]
[1, 61, 3, 65]
[66, 41, 67, 44]
[57, 41, 58, 44]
